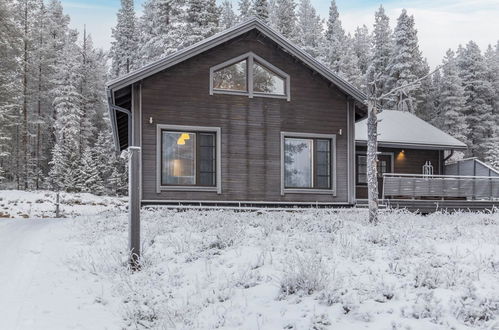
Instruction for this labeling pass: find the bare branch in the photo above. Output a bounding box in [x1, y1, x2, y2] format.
[377, 63, 447, 101]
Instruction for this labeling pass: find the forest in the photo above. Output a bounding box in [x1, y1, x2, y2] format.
[1, 0, 498, 195]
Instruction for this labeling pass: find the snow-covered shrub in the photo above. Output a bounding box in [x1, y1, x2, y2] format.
[451, 284, 499, 326]
[278, 252, 330, 298]
[310, 313, 331, 329]
[402, 290, 443, 323]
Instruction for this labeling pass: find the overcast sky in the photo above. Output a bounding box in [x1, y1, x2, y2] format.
[62, 0, 499, 68]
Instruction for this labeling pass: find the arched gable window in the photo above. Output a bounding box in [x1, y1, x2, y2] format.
[210, 52, 290, 101]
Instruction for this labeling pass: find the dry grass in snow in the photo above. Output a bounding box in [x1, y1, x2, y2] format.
[71, 206, 499, 329]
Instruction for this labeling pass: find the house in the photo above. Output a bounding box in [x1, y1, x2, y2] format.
[107, 18, 498, 212]
[107, 18, 366, 207]
[354, 110, 467, 199]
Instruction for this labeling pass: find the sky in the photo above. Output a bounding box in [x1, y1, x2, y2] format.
[61, 0, 499, 68]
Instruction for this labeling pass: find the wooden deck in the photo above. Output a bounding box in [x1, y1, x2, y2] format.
[357, 199, 499, 213]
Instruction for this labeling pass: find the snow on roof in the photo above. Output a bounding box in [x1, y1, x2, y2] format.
[355, 110, 468, 150]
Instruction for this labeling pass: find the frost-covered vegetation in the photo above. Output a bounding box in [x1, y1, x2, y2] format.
[1, 191, 499, 329]
[70, 204, 499, 329]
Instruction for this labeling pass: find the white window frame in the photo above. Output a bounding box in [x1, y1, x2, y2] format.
[209, 52, 291, 101]
[280, 132, 337, 196]
[156, 124, 222, 194]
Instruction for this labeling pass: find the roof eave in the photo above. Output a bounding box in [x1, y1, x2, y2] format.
[355, 140, 468, 150]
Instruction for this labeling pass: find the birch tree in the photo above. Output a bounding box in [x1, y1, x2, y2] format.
[365, 65, 443, 223]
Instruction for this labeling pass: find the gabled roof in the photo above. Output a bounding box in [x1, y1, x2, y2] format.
[107, 17, 366, 102]
[355, 110, 468, 150]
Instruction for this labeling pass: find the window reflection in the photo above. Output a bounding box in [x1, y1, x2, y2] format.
[213, 60, 247, 92]
[284, 138, 313, 188]
[253, 62, 285, 95]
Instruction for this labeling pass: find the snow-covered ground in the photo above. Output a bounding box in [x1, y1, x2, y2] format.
[1, 191, 498, 329]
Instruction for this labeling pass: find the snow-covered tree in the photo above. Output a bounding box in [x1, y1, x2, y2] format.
[220, 0, 237, 30]
[184, 0, 220, 46]
[238, 0, 253, 20]
[274, 0, 296, 38]
[324, 0, 346, 72]
[368, 5, 392, 105]
[110, 0, 138, 78]
[457, 41, 495, 157]
[49, 34, 84, 191]
[0, 0, 21, 184]
[386, 9, 424, 112]
[78, 146, 104, 194]
[352, 25, 371, 75]
[293, 0, 324, 59]
[439, 50, 468, 144]
[338, 38, 364, 89]
[138, 0, 184, 66]
[253, 0, 269, 22]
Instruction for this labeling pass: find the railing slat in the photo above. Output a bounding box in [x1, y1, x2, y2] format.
[383, 173, 499, 200]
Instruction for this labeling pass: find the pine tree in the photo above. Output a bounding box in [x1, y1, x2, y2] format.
[293, 0, 324, 59]
[184, 0, 220, 46]
[110, 0, 138, 78]
[338, 37, 364, 89]
[439, 50, 468, 144]
[457, 41, 495, 157]
[78, 146, 104, 194]
[138, 0, 184, 66]
[220, 0, 237, 30]
[386, 9, 424, 112]
[274, 0, 296, 38]
[324, 0, 346, 72]
[352, 25, 371, 74]
[253, 0, 269, 22]
[367, 5, 392, 106]
[49, 34, 84, 191]
[238, 0, 253, 20]
[0, 0, 21, 184]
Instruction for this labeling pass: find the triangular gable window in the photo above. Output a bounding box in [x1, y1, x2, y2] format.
[253, 61, 286, 96]
[210, 52, 290, 101]
[212, 59, 248, 92]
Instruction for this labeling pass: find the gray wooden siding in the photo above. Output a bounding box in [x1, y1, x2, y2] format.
[140, 31, 352, 203]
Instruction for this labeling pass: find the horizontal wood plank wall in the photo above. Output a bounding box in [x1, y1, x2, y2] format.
[141, 31, 350, 203]
[355, 146, 442, 199]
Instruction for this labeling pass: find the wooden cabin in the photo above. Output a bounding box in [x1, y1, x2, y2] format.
[107, 18, 366, 207]
[107, 18, 498, 212]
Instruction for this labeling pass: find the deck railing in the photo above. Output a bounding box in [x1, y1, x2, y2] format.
[382, 173, 499, 200]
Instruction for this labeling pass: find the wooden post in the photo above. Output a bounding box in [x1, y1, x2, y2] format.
[128, 146, 141, 270]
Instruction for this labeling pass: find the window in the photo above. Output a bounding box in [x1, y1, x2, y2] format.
[281, 133, 336, 194]
[253, 62, 285, 95]
[210, 52, 290, 101]
[212, 59, 247, 92]
[356, 153, 393, 185]
[356, 155, 367, 184]
[157, 125, 221, 193]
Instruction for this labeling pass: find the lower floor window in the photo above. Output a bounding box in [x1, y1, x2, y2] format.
[284, 136, 332, 189]
[161, 130, 216, 186]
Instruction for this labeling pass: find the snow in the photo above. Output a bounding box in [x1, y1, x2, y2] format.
[1, 190, 499, 329]
[355, 110, 468, 149]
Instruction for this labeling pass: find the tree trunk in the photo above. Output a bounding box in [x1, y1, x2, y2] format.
[367, 100, 379, 224]
[22, 1, 29, 190]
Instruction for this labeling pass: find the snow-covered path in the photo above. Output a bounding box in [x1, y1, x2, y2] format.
[0, 218, 118, 330]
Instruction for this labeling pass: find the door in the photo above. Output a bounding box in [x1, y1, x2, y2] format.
[377, 155, 392, 198]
